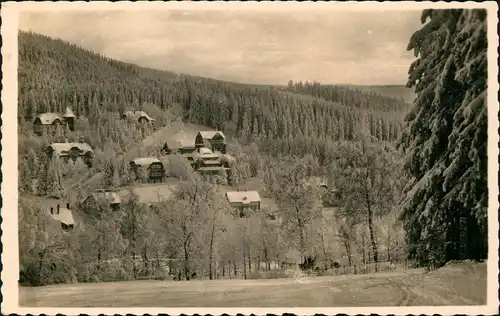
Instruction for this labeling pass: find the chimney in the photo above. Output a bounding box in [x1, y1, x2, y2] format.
[50, 207, 53, 215]
[57, 204, 60, 214]
[66, 202, 70, 209]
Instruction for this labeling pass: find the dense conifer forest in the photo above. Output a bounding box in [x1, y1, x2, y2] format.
[17, 8, 488, 286]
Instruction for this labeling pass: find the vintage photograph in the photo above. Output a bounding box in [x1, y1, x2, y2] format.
[1, 1, 498, 314]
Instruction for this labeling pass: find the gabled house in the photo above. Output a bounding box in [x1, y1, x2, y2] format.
[130, 157, 165, 183]
[121, 110, 156, 127]
[49, 203, 75, 231]
[82, 190, 122, 211]
[46, 142, 94, 167]
[225, 189, 261, 218]
[194, 131, 226, 154]
[33, 107, 75, 136]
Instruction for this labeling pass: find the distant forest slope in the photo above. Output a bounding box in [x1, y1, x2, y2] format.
[19, 31, 411, 164]
[344, 85, 416, 104]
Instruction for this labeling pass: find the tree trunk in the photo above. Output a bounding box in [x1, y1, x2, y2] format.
[367, 209, 379, 271]
[209, 226, 215, 280]
[387, 232, 391, 263]
[248, 248, 252, 273]
[97, 248, 102, 271]
[38, 250, 46, 285]
[209, 210, 217, 280]
[361, 233, 366, 265]
[155, 250, 160, 270]
[243, 251, 247, 279]
[143, 245, 149, 275]
[345, 241, 352, 267]
[296, 207, 306, 261]
[131, 208, 137, 278]
[263, 248, 269, 271]
[183, 227, 191, 281]
[320, 231, 328, 270]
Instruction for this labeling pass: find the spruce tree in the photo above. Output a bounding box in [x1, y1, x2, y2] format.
[398, 9, 488, 267]
[45, 157, 66, 199]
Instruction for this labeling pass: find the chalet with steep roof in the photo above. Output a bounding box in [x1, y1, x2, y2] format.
[46, 142, 94, 167]
[225, 189, 261, 218]
[49, 203, 75, 231]
[130, 157, 165, 183]
[33, 107, 75, 136]
[195, 131, 226, 153]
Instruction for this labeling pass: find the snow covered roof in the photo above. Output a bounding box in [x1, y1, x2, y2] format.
[198, 147, 214, 155]
[198, 131, 225, 140]
[49, 142, 94, 155]
[89, 191, 122, 205]
[132, 157, 162, 166]
[49, 206, 75, 226]
[123, 110, 155, 122]
[62, 107, 75, 118]
[194, 147, 220, 160]
[226, 190, 261, 204]
[35, 113, 63, 125]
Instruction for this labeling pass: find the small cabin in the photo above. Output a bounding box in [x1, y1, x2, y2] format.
[46, 142, 94, 167]
[49, 203, 75, 231]
[194, 131, 226, 154]
[33, 108, 75, 136]
[130, 157, 165, 183]
[83, 190, 122, 211]
[225, 189, 261, 218]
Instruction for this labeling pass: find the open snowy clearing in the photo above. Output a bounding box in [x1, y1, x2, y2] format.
[20, 262, 486, 307]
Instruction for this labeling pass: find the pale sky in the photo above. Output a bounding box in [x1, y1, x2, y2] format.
[19, 10, 423, 85]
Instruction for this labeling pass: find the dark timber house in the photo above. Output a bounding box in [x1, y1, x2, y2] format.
[225, 189, 261, 218]
[33, 107, 75, 136]
[46, 142, 94, 167]
[194, 131, 226, 154]
[49, 203, 75, 231]
[130, 157, 165, 183]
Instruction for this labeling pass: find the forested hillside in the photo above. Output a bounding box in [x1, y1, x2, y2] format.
[19, 31, 410, 161]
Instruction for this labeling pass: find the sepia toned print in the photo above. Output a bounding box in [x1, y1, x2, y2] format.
[1, 1, 498, 315]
